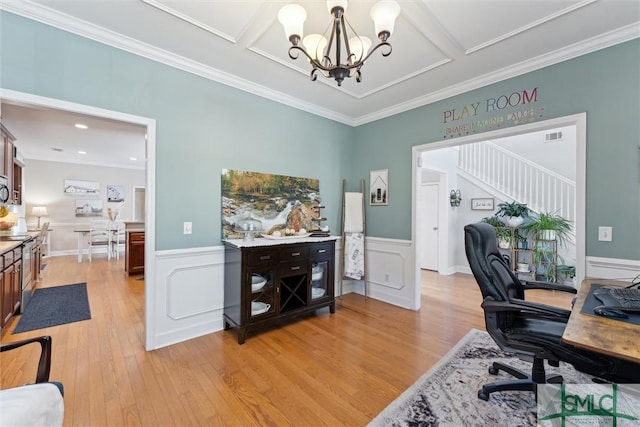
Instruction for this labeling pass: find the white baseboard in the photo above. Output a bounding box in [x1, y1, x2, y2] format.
[585, 256, 640, 282]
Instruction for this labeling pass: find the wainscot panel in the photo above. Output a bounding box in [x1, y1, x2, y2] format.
[153, 246, 226, 349]
[342, 237, 415, 310]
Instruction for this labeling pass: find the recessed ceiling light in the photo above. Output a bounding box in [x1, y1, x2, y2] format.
[78, 150, 87, 155]
[74, 123, 88, 129]
[129, 157, 137, 161]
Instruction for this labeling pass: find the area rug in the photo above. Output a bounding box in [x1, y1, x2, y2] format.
[368, 329, 593, 427]
[13, 283, 91, 334]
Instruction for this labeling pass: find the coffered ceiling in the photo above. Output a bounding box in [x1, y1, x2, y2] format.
[0, 0, 638, 167]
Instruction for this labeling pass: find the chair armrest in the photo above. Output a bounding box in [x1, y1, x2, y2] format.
[522, 279, 577, 294]
[481, 297, 571, 320]
[0, 336, 52, 383]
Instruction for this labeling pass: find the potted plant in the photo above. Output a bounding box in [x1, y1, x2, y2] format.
[482, 216, 511, 248]
[521, 212, 572, 247]
[495, 201, 529, 227]
[556, 264, 576, 286]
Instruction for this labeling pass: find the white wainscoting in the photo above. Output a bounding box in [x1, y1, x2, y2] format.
[150, 237, 416, 348]
[341, 237, 415, 310]
[152, 246, 226, 349]
[586, 256, 640, 282]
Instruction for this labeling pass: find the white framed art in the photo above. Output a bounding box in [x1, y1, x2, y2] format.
[370, 169, 388, 206]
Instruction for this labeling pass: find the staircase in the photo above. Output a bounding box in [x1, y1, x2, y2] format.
[458, 142, 576, 223]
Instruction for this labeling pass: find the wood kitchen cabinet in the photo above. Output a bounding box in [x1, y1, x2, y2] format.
[223, 238, 336, 344]
[1, 247, 22, 330]
[0, 124, 11, 178]
[0, 123, 22, 205]
[125, 231, 145, 275]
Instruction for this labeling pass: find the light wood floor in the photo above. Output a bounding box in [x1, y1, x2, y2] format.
[1, 257, 573, 426]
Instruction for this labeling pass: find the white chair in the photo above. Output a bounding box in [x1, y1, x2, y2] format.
[109, 220, 125, 260]
[88, 220, 111, 262]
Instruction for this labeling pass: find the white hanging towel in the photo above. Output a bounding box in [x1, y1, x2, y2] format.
[343, 192, 364, 233]
[344, 232, 365, 280]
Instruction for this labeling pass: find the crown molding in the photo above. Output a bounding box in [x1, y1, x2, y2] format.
[2, 1, 638, 128]
[354, 23, 640, 126]
[1, 1, 355, 126]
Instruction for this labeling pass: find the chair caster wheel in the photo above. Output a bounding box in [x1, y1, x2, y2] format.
[488, 366, 499, 375]
[478, 390, 490, 401]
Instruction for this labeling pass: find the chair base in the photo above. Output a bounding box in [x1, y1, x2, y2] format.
[478, 359, 563, 401]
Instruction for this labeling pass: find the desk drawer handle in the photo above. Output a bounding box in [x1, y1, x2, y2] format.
[317, 249, 326, 253]
[260, 255, 271, 260]
[290, 266, 300, 271]
[291, 252, 301, 257]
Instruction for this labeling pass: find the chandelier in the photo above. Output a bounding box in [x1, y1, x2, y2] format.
[277, 0, 401, 86]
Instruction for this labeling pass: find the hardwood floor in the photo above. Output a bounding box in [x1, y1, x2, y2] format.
[1, 258, 573, 426]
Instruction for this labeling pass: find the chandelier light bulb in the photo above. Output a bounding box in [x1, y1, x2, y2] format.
[303, 34, 328, 62]
[278, 4, 307, 43]
[348, 36, 371, 63]
[370, 0, 401, 39]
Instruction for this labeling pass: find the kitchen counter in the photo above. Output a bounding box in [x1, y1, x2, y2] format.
[0, 240, 23, 253]
[0, 231, 38, 253]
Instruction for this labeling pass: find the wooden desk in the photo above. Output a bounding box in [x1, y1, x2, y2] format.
[562, 279, 640, 364]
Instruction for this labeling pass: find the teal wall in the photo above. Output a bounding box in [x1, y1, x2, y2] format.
[354, 40, 640, 261]
[2, 12, 638, 261]
[1, 12, 354, 250]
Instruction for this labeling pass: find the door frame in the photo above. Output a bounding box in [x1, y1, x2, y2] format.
[1, 88, 158, 350]
[410, 113, 587, 310]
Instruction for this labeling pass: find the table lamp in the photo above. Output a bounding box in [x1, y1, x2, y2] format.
[32, 206, 48, 229]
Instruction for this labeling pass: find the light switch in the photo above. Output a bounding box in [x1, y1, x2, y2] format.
[184, 222, 192, 235]
[598, 226, 612, 242]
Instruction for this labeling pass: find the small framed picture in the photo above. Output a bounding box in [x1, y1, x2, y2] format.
[471, 198, 494, 210]
[64, 179, 99, 195]
[107, 185, 125, 202]
[75, 199, 103, 217]
[370, 169, 388, 206]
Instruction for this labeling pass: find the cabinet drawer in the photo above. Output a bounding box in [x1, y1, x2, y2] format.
[130, 232, 145, 242]
[280, 246, 308, 261]
[309, 243, 333, 259]
[248, 249, 279, 266]
[279, 260, 307, 277]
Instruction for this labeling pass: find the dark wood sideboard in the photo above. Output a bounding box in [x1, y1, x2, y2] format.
[223, 238, 337, 344]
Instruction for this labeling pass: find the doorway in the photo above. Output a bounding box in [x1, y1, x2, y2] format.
[411, 113, 586, 308]
[133, 186, 146, 222]
[1, 89, 157, 350]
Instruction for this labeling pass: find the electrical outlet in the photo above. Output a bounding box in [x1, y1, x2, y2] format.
[183, 221, 192, 235]
[598, 226, 612, 242]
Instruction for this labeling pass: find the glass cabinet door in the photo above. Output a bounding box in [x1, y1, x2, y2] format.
[310, 261, 329, 301]
[249, 269, 275, 320]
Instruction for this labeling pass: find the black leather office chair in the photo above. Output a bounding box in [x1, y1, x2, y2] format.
[464, 222, 639, 401]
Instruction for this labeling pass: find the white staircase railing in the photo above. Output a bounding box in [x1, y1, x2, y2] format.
[458, 142, 576, 223]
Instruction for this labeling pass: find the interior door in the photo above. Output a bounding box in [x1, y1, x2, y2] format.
[420, 183, 439, 271]
[420, 183, 439, 270]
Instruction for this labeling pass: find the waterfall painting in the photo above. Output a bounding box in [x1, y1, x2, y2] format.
[221, 169, 321, 240]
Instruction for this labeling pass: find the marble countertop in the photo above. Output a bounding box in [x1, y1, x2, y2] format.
[224, 235, 338, 248]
